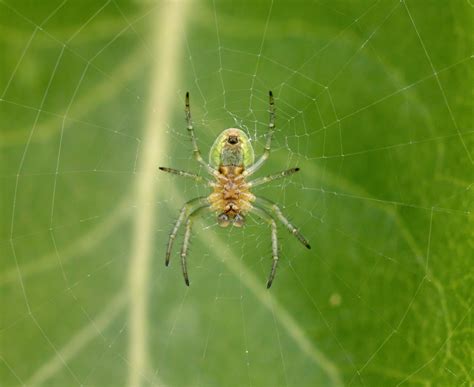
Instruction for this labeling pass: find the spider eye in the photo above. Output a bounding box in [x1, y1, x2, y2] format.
[233, 214, 245, 227]
[227, 136, 239, 144]
[217, 213, 230, 227]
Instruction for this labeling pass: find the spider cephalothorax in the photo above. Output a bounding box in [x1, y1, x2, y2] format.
[209, 128, 254, 167]
[159, 91, 310, 288]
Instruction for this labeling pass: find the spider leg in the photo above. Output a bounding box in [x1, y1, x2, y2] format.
[185, 92, 218, 176]
[245, 91, 275, 176]
[165, 197, 209, 266]
[158, 167, 211, 185]
[179, 206, 208, 286]
[248, 167, 300, 188]
[249, 206, 279, 288]
[254, 197, 311, 249]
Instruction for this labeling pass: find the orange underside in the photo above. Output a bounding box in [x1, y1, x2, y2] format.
[208, 165, 255, 216]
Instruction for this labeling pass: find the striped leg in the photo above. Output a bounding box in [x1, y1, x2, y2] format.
[248, 167, 300, 188]
[245, 91, 275, 176]
[165, 197, 209, 266]
[179, 206, 207, 286]
[158, 167, 210, 184]
[250, 206, 280, 288]
[255, 197, 311, 250]
[185, 92, 217, 176]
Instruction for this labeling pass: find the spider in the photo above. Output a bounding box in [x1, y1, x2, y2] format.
[159, 91, 310, 288]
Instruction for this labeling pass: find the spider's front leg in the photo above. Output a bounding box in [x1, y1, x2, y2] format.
[185, 92, 218, 176]
[165, 197, 209, 267]
[248, 167, 300, 188]
[245, 90, 275, 176]
[158, 167, 211, 185]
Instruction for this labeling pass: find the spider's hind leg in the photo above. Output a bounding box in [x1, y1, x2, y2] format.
[179, 206, 208, 286]
[249, 206, 279, 289]
[255, 197, 311, 250]
[165, 197, 209, 267]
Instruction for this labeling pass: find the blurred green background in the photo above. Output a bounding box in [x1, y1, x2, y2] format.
[1, 0, 472, 386]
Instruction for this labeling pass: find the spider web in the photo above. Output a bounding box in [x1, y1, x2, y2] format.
[0, 0, 472, 386]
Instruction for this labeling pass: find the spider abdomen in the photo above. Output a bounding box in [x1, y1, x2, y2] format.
[208, 165, 255, 226]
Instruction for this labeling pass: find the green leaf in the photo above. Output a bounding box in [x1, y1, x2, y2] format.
[1, 0, 472, 386]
